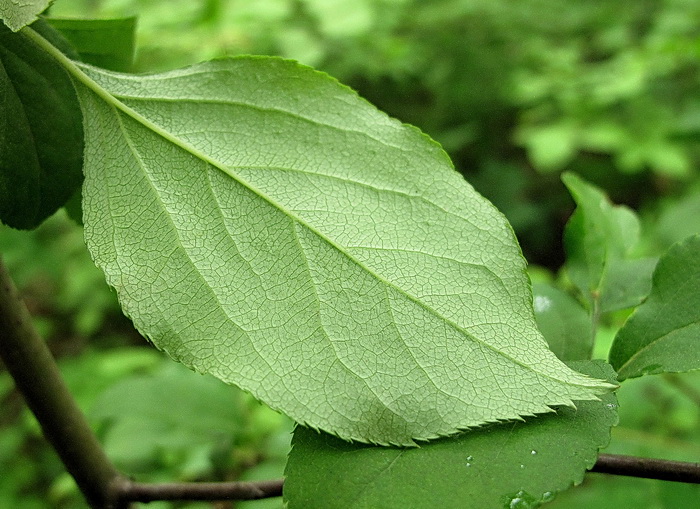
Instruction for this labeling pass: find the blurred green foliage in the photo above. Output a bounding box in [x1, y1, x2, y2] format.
[48, 0, 700, 265]
[2, 0, 700, 507]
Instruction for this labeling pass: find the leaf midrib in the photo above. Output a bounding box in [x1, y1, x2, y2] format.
[27, 27, 600, 392]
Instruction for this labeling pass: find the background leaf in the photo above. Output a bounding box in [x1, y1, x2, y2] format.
[546, 476, 700, 509]
[284, 360, 619, 509]
[91, 362, 243, 474]
[533, 283, 593, 361]
[0, 22, 83, 229]
[563, 173, 656, 313]
[609, 235, 700, 380]
[0, 0, 51, 32]
[650, 185, 700, 251]
[56, 53, 614, 445]
[46, 17, 135, 72]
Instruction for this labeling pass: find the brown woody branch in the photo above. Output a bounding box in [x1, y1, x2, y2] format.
[591, 454, 700, 484]
[113, 479, 283, 503]
[0, 257, 128, 508]
[112, 454, 700, 503]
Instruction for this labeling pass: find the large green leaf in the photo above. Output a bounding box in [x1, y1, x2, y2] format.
[0, 0, 51, 32]
[285, 360, 619, 509]
[609, 235, 700, 380]
[562, 173, 657, 314]
[0, 22, 82, 229]
[29, 29, 611, 445]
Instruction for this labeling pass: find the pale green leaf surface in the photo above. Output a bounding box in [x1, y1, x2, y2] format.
[0, 0, 51, 32]
[533, 283, 593, 361]
[610, 235, 700, 380]
[39, 38, 612, 444]
[563, 173, 652, 313]
[284, 360, 618, 509]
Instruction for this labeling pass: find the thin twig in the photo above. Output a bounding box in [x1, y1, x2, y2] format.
[591, 453, 700, 483]
[113, 453, 700, 504]
[114, 479, 284, 503]
[0, 257, 128, 508]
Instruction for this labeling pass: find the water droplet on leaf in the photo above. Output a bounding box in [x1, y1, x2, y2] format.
[541, 491, 555, 502]
[505, 490, 538, 509]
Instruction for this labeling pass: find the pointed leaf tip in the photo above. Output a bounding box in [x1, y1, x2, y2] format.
[285, 361, 619, 509]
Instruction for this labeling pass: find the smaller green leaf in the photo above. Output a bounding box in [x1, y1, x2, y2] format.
[0, 0, 51, 32]
[562, 173, 652, 313]
[46, 17, 135, 72]
[609, 235, 700, 380]
[284, 361, 619, 509]
[0, 22, 82, 229]
[533, 283, 593, 361]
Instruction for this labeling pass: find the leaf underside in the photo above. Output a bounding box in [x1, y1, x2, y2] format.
[74, 56, 611, 445]
[284, 360, 619, 509]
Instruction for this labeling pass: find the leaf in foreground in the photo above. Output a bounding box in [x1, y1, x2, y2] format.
[35, 30, 611, 444]
[610, 235, 700, 380]
[0, 22, 82, 229]
[285, 360, 618, 509]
